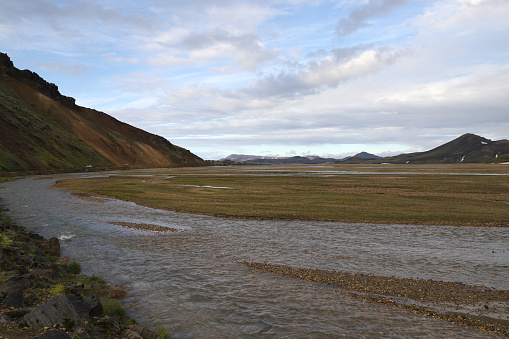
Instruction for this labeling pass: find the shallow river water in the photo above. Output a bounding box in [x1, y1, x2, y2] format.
[1, 175, 508, 338]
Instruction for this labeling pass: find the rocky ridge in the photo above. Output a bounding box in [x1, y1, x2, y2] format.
[0, 52, 206, 173]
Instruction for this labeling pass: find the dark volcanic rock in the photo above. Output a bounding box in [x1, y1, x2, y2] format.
[43, 237, 61, 257]
[0, 313, 12, 323]
[2, 272, 38, 289]
[0, 273, 42, 307]
[84, 294, 104, 318]
[24, 295, 83, 329]
[66, 294, 103, 319]
[3, 284, 24, 308]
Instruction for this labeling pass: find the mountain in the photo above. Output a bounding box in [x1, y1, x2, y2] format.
[223, 154, 268, 162]
[223, 154, 338, 164]
[224, 134, 509, 165]
[0, 52, 205, 172]
[223, 152, 379, 164]
[352, 151, 381, 159]
[387, 133, 509, 164]
[223, 154, 339, 164]
[340, 134, 509, 164]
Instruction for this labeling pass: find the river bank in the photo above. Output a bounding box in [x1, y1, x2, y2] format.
[0, 203, 166, 339]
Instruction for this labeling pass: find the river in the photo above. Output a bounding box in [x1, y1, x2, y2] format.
[1, 174, 507, 338]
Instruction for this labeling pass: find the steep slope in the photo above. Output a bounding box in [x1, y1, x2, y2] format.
[0, 53, 205, 172]
[352, 152, 380, 159]
[340, 134, 509, 164]
[385, 133, 509, 164]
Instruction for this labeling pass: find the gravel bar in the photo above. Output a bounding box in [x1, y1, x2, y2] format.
[107, 221, 181, 232]
[242, 261, 509, 336]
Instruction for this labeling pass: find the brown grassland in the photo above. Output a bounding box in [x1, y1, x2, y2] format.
[52, 163, 509, 227]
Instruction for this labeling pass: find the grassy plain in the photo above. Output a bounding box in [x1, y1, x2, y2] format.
[53, 164, 509, 227]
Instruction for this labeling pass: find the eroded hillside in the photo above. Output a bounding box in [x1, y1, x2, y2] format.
[0, 53, 205, 172]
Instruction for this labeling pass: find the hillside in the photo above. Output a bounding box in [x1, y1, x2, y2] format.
[0, 53, 205, 172]
[340, 134, 509, 164]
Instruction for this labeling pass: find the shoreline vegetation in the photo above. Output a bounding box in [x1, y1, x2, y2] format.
[0, 200, 172, 338]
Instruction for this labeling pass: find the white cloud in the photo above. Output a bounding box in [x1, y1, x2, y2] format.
[203, 2, 283, 33]
[111, 73, 167, 93]
[32, 60, 94, 77]
[378, 65, 509, 108]
[414, 0, 509, 33]
[242, 46, 404, 98]
[335, 0, 409, 38]
[147, 31, 279, 71]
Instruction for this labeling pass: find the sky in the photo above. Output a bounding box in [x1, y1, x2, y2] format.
[1, 0, 508, 160]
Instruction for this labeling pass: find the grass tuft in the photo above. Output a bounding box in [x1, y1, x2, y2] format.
[49, 284, 67, 296]
[102, 298, 126, 319]
[0, 233, 12, 245]
[155, 326, 174, 339]
[63, 261, 81, 275]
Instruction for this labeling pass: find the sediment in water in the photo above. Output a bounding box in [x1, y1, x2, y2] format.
[242, 261, 509, 337]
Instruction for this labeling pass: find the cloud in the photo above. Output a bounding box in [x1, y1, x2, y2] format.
[242, 46, 404, 98]
[0, 0, 162, 57]
[149, 44, 404, 125]
[149, 31, 278, 71]
[335, 0, 409, 39]
[202, 2, 283, 33]
[104, 53, 140, 64]
[111, 73, 167, 93]
[32, 60, 94, 77]
[372, 64, 509, 130]
[413, 0, 509, 35]
[0, 0, 157, 30]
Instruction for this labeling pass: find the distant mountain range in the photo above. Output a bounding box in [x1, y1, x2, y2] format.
[223, 152, 380, 164]
[0, 52, 205, 172]
[224, 134, 509, 164]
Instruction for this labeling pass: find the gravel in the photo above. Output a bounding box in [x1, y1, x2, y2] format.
[242, 261, 509, 336]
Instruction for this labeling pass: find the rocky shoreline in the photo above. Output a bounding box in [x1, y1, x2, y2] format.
[242, 261, 509, 337]
[0, 205, 168, 339]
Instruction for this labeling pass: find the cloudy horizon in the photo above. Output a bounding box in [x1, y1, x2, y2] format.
[1, 0, 508, 160]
